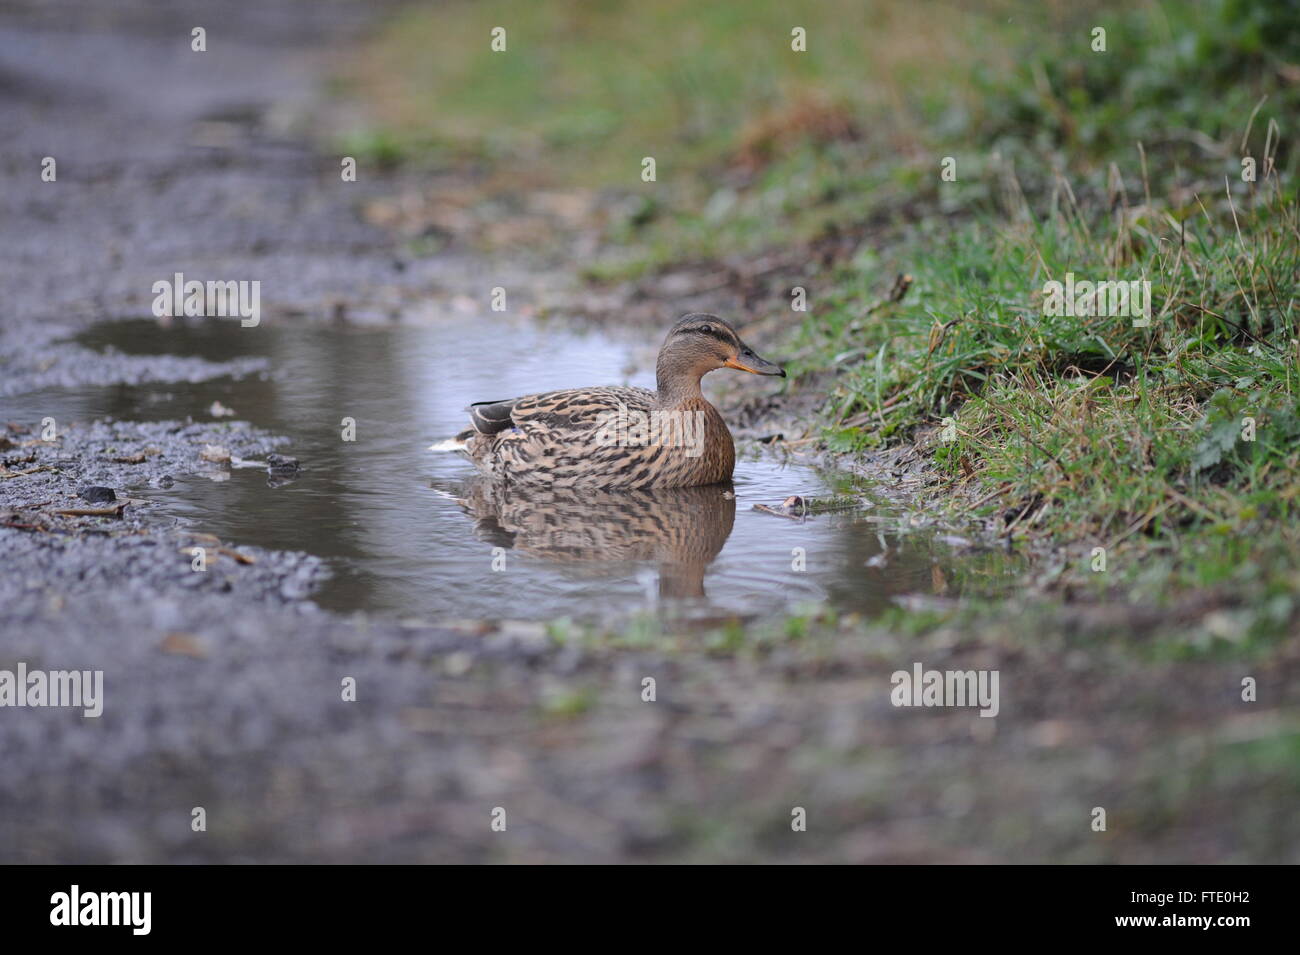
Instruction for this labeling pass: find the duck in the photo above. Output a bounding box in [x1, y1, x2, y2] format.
[430, 313, 785, 489]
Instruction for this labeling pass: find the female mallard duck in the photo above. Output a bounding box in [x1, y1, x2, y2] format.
[431, 314, 784, 488]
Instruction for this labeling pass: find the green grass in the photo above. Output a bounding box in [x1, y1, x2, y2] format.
[350, 0, 1022, 183]
[802, 183, 1299, 492]
[769, 0, 1300, 621]
[353, 0, 1298, 267]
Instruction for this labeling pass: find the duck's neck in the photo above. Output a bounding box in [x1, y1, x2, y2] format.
[655, 359, 708, 410]
[654, 360, 735, 484]
[654, 380, 706, 411]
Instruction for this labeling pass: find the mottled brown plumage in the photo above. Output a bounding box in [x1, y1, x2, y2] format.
[434, 314, 784, 489]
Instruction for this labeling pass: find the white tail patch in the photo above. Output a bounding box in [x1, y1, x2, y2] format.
[428, 437, 468, 453]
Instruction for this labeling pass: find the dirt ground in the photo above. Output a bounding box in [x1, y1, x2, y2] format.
[1, 1, 1295, 864]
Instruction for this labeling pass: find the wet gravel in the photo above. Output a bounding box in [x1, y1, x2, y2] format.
[0, 332, 270, 398]
[1, 415, 326, 600]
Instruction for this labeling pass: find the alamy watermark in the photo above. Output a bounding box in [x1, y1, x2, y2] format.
[1042, 272, 1151, 326]
[0, 663, 103, 717]
[50, 885, 150, 935]
[593, 402, 707, 457]
[891, 662, 999, 718]
[152, 272, 260, 327]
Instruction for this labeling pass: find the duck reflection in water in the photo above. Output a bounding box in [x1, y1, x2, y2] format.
[448, 479, 737, 600]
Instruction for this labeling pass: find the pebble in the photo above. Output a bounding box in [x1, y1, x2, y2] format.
[77, 485, 117, 504]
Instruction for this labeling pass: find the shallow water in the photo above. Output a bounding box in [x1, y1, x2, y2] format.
[20, 314, 1018, 623]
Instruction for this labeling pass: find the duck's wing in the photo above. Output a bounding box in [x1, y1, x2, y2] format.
[487, 386, 654, 433]
[464, 387, 659, 486]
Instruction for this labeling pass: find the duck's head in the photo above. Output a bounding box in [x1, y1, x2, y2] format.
[657, 314, 785, 394]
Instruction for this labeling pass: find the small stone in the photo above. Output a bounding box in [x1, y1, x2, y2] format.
[77, 485, 117, 505]
[265, 453, 300, 473]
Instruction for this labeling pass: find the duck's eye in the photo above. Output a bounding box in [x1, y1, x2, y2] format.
[699, 324, 715, 334]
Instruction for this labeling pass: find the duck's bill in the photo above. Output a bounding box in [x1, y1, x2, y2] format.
[726, 348, 786, 377]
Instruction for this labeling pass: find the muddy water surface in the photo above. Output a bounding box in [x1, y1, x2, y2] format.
[20, 314, 1018, 623]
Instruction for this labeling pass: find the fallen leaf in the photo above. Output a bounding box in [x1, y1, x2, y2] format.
[0, 465, 56, 479]
[112, 448, 160, 463]
[160, 632, 208, 659]
[55, 502, 127, 517]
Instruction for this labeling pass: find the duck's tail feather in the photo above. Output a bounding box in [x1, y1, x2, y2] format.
[428, 430, 475, 453]
[467, 398, 517, 435]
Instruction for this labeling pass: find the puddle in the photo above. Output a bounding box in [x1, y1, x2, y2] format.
[14, 315, 1020, 623]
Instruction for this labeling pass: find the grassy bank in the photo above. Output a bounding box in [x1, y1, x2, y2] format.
[350, 0, 1300, 642]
